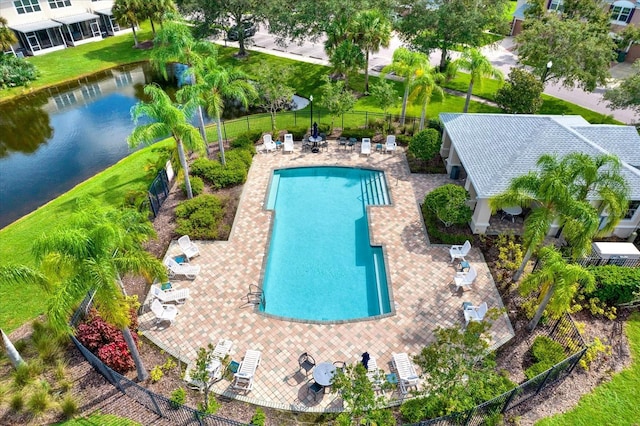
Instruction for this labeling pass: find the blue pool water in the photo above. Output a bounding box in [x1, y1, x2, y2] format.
[261, 166, 392, 322]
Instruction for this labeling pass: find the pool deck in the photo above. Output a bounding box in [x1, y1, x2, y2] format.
[139, 142, 515, 412]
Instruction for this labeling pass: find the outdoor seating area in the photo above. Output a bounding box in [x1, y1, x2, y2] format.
[392, 352, 421, 394]
[463, 302, 489, 325]
[178, 235, 200, 259]
[450, 240, 472, 263]
[454, 266, 477, 292]
[164, 256, 201, 279]
[232, 349, 262, 392]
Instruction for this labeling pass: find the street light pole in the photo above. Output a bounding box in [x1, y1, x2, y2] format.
[542, 60, 553, 83]
[309, 95, 313, 130]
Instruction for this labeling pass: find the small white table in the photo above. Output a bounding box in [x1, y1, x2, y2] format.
[206, 358, 222, 382]
[313, 362, 336, 387]
[502, 206, 522, 222]
[308, 136, 322, 153]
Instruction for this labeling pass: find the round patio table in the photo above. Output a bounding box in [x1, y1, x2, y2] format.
[502, 206, 522, 222]
[313, 362, 336, 386]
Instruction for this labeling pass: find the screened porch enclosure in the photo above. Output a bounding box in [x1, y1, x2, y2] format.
[11, 21, 65, 56]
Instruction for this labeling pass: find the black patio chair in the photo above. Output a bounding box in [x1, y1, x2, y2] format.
[298, 352, 316, 376]
[307, 379, 325, 401]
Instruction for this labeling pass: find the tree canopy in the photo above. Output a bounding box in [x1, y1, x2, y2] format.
[495, 68, 544, 114]
[604, 61, 640, 117]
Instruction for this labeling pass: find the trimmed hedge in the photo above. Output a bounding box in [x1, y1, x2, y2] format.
[341, 128, 377, 139]
[421, 206, 469, 245]
[409, 129, 441, 161]
[230, 130, 261, 152]
[525, 336, 565, 379]
[190, 149, 251, 189]
[181, 176, 204, 197]
[175, 194, 226, 239]
[587, 265, 640, 305]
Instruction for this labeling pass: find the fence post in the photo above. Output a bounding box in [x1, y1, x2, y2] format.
[463, 406, 475, 425]
[365, 111, 368, 128]
[567, 348, 587, 375]
[549, 315, 562, 339]
[501, 388, 519, 413]
[223, 121, 228, 144]
[535, 368, 554, 396]
[147, 390, 163, 417]
[294, 111, 297, 126]
[246, 116, 250, 131]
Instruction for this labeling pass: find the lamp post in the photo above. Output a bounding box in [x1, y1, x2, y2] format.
[309, 95, 313, 130]
[541, 60, 553, 83]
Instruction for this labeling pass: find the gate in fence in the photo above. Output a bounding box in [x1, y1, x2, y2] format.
[148, 169, 170, 219]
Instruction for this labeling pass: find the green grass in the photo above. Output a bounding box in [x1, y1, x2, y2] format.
[536, 312, 640, 426]
[53, 412, 142, 425]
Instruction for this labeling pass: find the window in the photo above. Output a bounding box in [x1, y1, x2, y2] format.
[624, 200, 640, 219]
[14, 0, 41, 14]
[53, 92, 77, 109]
[81, 84, 101, 100]
[611, 5, 633, 23]
[48, 0, 71, 8]
[549, 0, 564, 12]
[114, 72, 133, 88]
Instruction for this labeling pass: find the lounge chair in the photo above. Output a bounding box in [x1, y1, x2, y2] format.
[233, 349, 262, 391]
[263, 134, 276, 153]
[392, 352, 420, 394]
[178, 235, 200, 259]
[212, 338, 233, 359]
[283, 133, 294, 153]
[151, 284, 190, 304]
[164, 257, 201, 280]
[366, 355, 385, 391]
[361, 138, 371, 156]
[463, 302, 488, 325]
[454, 266, 477, 292]
[385, 135, 397, 154]
[450, 240, 471, 263]
[150, 299, 178, 325]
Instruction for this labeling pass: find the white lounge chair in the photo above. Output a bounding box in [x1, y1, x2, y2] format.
[361, 138, 371, 156]
[366, 355, 385, 391]
[150, 299, 178, 325]
[283, 133, 294, 153]
[454, 266, 477, 292]
[151, 284, 190, 304]
[164, 257, 201, 280]
[385, 135, 397, 154]
[233, 349, 262, 392]
[392, 352, 420, 394]
[263, 134, 276, 153]
[450, 240, 471, 263]
[178, 235, 200, 259]
[463, 302, 488, 325]
[212, 339, 233, 359]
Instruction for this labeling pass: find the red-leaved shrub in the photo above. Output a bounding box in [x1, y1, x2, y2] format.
[97, 341, 136, 373]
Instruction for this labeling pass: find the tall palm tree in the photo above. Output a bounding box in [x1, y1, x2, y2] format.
[329, 40, 365, 90]
[112, 0, 143, 47]
[1, 203, 166, 380]
[179, 57, 257, 166]
[382, 48, 428, 125]
[151, 16, 217, 150]
[0, 16, 18, 53]
[521, 246, 595, 331]
[352, 10, 392, 93]
[324, 16, 351, 57]
[490, 154, 600, 282]
[453, 48, 504, 113]
[143, 0, 177, 35]
[409, 64, 445, 131]
[129, 84, 205, 199]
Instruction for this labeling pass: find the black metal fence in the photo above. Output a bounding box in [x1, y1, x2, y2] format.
[148, 168, 171, 219]
[572, 253, 640, 268]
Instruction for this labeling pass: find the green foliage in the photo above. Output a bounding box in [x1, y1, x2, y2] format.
[409, 129, 441, 161]
[286, 126, 309, 140]
[162, 357, 177, 371]
[427, 118, 443, 135]
[369, 79, 397, 114]
[60, 393, 79, 419]
[189, 156, 248, 189]
[182, 175, 204, 197]
[587, 265, 640, 305]
[230, 130, 261, 151]
[319, 76, 357, 129]
[27, 380, 51, 414]
[191, 343, 221, 414]
[170, 387, 186, 409]
[421, 207, 470, 245]
[10, 391, 24, 412]
[32, 319, 67, 365]
[603, 61, 640, 115]
[197, 398, 220, 415]
[495, 68, 543, 114]
[525, 336, 565, 379]
[175, 194, 226, 240]
[150, 365, 164, 383]
[341, 128, 376, 139]
[579, 337, 611, 371]
[423, 184, 473, 227]
[330, 363, 387, 424]
[250, 407, 266, 425]
[493, 234, 524, 284]
[13, 362, 35, 388]
[0, 54, 38, 88]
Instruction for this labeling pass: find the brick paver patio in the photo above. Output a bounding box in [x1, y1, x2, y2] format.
[140, 142, 514, 412]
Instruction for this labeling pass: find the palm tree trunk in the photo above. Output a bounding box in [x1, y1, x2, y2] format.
[216, 115, 226, 166]
[528, 285, 555, 332]
[1, 328, 25, 369]
[122, 327, 148, 381]
[150, 19, 156, 35]
[513, 247, 533, 282]
[176, 140, 193, 199]
[364, 50, 370, 93]
[419, 99, 427, 131]
[400, 84, 410, 126]
[131, 25, 138, 47]
[464, 80, 474, 113]
[197, 106, 208, 155]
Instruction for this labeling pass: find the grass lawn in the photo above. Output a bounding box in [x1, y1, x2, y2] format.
[53, 412, 141, 425]
[536, 312, 640, 426]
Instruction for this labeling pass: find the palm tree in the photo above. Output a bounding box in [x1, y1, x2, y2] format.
[453, 48, 504, 113]
[382, 48, 428, 125]
[324, 16, 351, 57]
[143, 0, 176, 35]
[179, 57, 257, 166]
[1, 203, 166, 380]
[409, 64, 445, 131]
[329, 40, 365, 90]
[490, 154, 600, 282]
[0, 16, 18, 53]
[521, 246, 595, 331]
[151, 16, 217, 150]
[129, 84, 205, 199]
[112, 0, 143, 47]
[352, 10, 392, 93]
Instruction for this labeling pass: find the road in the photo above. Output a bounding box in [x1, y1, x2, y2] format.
[215, 28, 638, 124]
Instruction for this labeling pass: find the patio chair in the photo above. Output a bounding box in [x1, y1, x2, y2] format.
[361, 138, 372, 156]
[392, 352, 420, 394]
[449, 240, 471, 263]
[283, 133, 294, 153]
[178, 235, 200, 259]
[338, 136, 347, 150]
[454, 266, 477, 292]
[463, 302, 488, 325]
[307, 379, 325, 401]
[263, 134, 276, 153]
[150, 299, 178, 325]
[164, 257, 201, 280]
[151, 284, 190, 304]
[232, 349, 261, 392]
[385, 135, 397, 154]
[298, 352, 316, 376]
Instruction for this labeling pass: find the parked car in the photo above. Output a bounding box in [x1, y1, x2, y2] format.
[227, 21, 257, 41]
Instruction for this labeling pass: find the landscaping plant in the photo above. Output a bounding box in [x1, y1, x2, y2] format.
[423, 184, 473, 227]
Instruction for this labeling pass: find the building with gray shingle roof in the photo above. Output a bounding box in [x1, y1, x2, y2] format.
[439, 113, 640, 237]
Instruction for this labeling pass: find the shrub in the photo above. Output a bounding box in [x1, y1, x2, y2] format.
[10, 392, 24, 412]
[0, 54, 38, 88]
[341, 128, 376, 139]
[579, 337, 611, 370]
[395, 134, 411, 147]
[27, 381, 51, 415]
[421, 207, 470, 245]
[197, 398, 219, 415]
[250, 407, 266, 425]
[182, 176, 204, 197]
[586, 265, 640, 305]
[32, 320, 67, 364]
[409, 129, 441, 161]
[525, 336, 565, 379]
[12, 362, 34, 388]
[150, 365, 164, 383]
[225, 148, 253, 170]
[170, 387, 186, 409]
[287, 126, 308, 140]
[495, 68, 543, 114]
[60, 393, 79, 419]
[423, 184, 473, 227]
[400, 397, 431, 422]
[97, 340, 136, 373]
[230, 130, 262, 151]
[175, 194, 226, 239]
[427, 118, 443, 135]
[190, 157, 248, 189]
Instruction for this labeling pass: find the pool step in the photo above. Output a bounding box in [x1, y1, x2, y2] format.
[361, 172, 390, 206]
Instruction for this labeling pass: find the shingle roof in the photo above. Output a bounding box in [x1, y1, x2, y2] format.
[440, 113, 640, 199]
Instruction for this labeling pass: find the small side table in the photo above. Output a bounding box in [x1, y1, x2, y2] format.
[462, 301, 473, 310]
[174, 255, 188, 264]
[458, 260, 470, 273]
[375, 143, 383, 152]
[275, 140, 283, 150]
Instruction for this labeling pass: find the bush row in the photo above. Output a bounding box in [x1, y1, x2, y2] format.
[175, 194, 226, 240]
[190, 150, 251, 190]
[586, 265, 640, 305]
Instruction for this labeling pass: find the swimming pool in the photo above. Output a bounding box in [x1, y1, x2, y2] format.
[261, 166, 392, 322]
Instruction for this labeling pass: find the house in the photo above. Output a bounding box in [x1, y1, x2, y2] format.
[0, 0, 130, 56]
[439, 113, 640, 237]
[511, 0, 640, 63]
